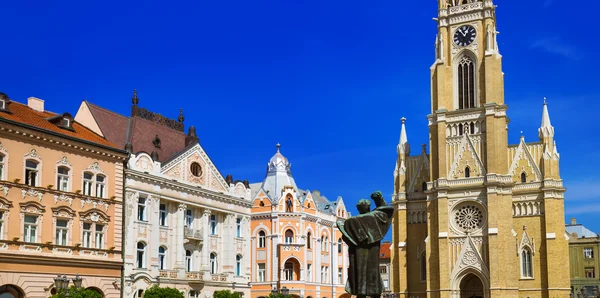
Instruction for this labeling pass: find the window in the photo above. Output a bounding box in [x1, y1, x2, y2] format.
[0, 98, 4, 110]
[284, 261, 294, 281]
[138, 197, 146, 221]
[210, 215, 217, 235]
[457, 55, 476, 110]
[380, 266, 387, 274]
[189, 291, 199, 298]
[338, 268, 343, 284]
[83, 172, 94, 196]
[586, 267, 595, 278]
[325, 237, 329, 252]
[420, 252, 427, 282]
[159, 204, 168, 226]
[521, 172, 527, 183]
[24, 215, 37, 242]
[159, 246, 166, 270]
[236, 218, 242, 237]
[307, 264, 312, 282]
[186, 250, 192, 272]
[321, 235, 325, 251]
[521, 248, 533, 278]
[584, 248, 594, 259]
[338, 238, 342, 253]
[0, 211, 4, 240]
[307, 232, 312, 249]
[95, 224, 104, 249]
[258, 263, 266, 282]
[25, 160, 39, 187]
[210, 253, 217, 274]
[321, 266, 329, 283]
[190, 162, 202, 177]
[82, 223, 92, 248]
[422, 181, 427, 191]
[0, 154, 4, 180]
[459, 124, 464, 136]
[57, 167, 70, 191]
[95, 175, 105, 198]
[137, 242, 146, 268]
[285, 229, 294, 244]
[236, 255, 242, 276]
[465, 167, 470, 178]
[137, 290, 144, 298]
[186, 209, 193, 227]
[258, 231, 266, 248]
[470, 122, 475, 134]
[56, 219, 68, 245]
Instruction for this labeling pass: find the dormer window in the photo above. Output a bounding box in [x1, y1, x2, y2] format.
[47, 113, 74, 131]
[63, 117, 71, 128]
[0, 93, 11, 113]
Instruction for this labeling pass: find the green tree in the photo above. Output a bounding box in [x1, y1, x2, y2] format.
[142, 285, 185, 298]
[213, 289, 242, 298]
[50, 287, 102, 298]
[267, 293, 290, 298]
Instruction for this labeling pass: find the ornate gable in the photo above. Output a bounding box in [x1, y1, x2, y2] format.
[451, 236, 489, 279]
[449, 134, 486, 179]
[408, 149, 430, 192]
[79, 208, 110, 224]
[508, 139, 542, 182]
[518, 228, 535, 255]
[161, 144, 228, 193]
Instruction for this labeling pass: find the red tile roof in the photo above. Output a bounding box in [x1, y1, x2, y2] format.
[86, 102, 187, 162]
[0, 100, 118, 149]
[380, 242, 391, 259]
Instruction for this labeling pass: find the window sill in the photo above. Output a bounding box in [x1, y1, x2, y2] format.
[519, 277, 535, 280]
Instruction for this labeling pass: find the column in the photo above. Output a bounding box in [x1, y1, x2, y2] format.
[315, 221, 322, 284]
[224, 213, 236, 275]
[201, 209, 211, 273]
[175, 203, 186, 273]
[150, 196, 161, 276]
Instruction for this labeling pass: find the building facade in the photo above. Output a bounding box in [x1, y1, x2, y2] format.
[0, 94, 128, 297]
[380, 242, 391, 294]
[75, 92, 253, 298]
[567, 218, 600, 297]
[390, 1, 570, 297]
[249, 145, 349, 298]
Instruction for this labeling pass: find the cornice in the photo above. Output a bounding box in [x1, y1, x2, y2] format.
[0, 120, 127, 160]
[125, 170, 252, 208]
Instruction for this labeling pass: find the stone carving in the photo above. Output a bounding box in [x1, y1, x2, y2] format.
[24, 148, 41, 159]
[454, 204, 483, 232]
[163, 163, 183, 179]
[56, 156, 72, 167]
[22, 189, 43, 201]
[1, 185, 9, 197]
[54, 194, 74, 206]
[86, 162, 105, 173]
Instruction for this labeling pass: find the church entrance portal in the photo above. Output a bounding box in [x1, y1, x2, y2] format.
[460, 274, 484, 298]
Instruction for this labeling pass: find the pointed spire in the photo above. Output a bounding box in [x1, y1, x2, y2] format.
[132, 89, 139, 106]
[276, 143, 281, 153]
[397, 118, 409, 155]
[178, 108, 185, 123]
[538, 97, 555, 139]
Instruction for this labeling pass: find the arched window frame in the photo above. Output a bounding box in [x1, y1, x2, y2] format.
[454, 50, 478, 111]
[284, 229, 294, 244]
[210, 252, 218, 274]
[186, 250, 193, 272]
[56, 165, 71, 192]
[258, 230, 266, 248]
[81, 162, 108, 198]
[158, 246, 167, 270]
[0, 151, 7, 181]
[520, 247, 533, 278]
[337, 238, 342, 254]
[307, 231, 312, 250]
[420, 251, 427, 282]
[137, 242, 147, 269]
[521, 172, 527, 183]
[51, 206, 76, 246]
[236, 254, 243, 276]
[465, 167, 471, 178]
[24, 159, 41, 187]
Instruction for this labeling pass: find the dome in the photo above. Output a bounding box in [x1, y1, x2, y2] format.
[268, 143, 291, 173]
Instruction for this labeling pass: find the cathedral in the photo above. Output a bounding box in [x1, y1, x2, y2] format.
[390, 1, 570, 297]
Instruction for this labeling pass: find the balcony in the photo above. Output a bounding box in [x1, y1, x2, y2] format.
[159, 270, 204, 284]
[184, 228, 203, 242]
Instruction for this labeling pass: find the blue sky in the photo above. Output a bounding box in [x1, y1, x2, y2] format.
[1, 1, 599, 234]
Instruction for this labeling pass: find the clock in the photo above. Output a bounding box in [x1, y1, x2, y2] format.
[453, 25, 477, 47]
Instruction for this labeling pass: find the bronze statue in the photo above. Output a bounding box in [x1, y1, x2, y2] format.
[336, 191, 394, 298]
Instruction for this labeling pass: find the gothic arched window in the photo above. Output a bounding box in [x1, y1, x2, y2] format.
[457, 55, 476, 110]
[420, 252, 427, 282]
[521, 248, 533, 278]
[465, 167, 471, 178]
[285, 229, 294, 244]
[521, 172, 527, 183]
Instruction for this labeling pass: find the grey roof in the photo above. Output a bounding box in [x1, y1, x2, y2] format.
[566, 224, 598, 239]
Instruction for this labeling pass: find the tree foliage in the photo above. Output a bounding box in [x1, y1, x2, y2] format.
[50, 287, 102, 298]
[142, 285, 185, 298]
[214, 289, 242, 298]
[267, 293, 290, 298]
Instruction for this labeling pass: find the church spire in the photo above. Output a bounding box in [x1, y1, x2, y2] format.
[538, 97, 555, 140]
[397, 118, 410, 155]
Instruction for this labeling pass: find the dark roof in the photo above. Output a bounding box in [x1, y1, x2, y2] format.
[86, 101, 187, 162]
[0, 100, 118, 148]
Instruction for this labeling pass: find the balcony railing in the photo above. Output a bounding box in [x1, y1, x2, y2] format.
[159, 270, 204, 282]
[184, 228, 203, 240]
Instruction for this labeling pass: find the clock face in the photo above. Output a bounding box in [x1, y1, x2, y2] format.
[453, 25, 477, 47]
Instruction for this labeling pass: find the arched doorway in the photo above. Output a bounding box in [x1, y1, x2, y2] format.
[86, 287, 104, 298]
[460, 274, 484, 298]
[282, 257, 301, 281]
[0, 285, 25, 298]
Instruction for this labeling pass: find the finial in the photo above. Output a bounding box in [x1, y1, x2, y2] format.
[523, 225, 527, 231]
[520, 131, 524, 141]
[421, 144, 427, 153]
[178, 108, 184, 123]
[543, 97, 547, 105]
[276, 143, 281, 152]
[401, 117, 406, 124]
[132, 89, 139, 105]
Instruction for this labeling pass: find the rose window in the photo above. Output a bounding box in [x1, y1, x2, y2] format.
[454, 204, 483, 232]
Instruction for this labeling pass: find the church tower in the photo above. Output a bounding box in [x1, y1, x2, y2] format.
[390, 1, 570, 297]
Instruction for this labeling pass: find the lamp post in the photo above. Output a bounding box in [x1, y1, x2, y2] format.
[272, 286, 278, 296]
[281, 287, 289, 297]
[54, 274, 83, 297]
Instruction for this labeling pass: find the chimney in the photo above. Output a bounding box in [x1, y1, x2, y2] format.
[28, 97, 44, 112]
[570, 218, 577, 225]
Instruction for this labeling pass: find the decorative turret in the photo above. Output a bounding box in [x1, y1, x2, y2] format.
[538, 98, 560, 179]
[185, 126, 199, 146]
[397, 118, 410, 155]
[394, 118, 409, 200]
[538, 98, 555, 140]
[268, 143, 291, 174]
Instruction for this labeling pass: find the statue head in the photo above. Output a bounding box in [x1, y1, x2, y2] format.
[356, 199, 371, 214]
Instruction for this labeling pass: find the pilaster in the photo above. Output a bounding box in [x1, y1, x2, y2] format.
[201, 209, 211, 273]
[175, 203, 186, 273]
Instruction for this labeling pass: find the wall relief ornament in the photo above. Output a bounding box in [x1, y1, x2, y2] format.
[80, 198, 109, 211]
[1, 185, 9, 197]
[86, 162, 105, 173]
[21, 189, 43, 201]
[24, 148, 41, 159]
[56, 156, 72, 167]
[79, 209, 110, 224]
[19, 201, 46, 214]
[450, 235, 489, 287]
[54, 194, 74, 206]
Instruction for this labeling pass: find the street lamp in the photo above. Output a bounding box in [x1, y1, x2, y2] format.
[272, 286, 278, 296]
[281, 287, 289, 297]
[54, 274, 83, 297]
